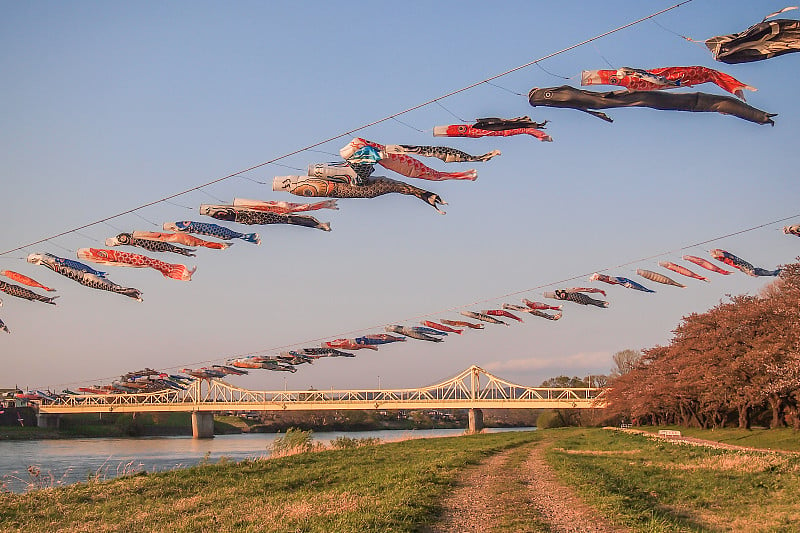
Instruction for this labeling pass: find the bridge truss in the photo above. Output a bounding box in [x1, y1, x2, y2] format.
[38, 365, 607, 414]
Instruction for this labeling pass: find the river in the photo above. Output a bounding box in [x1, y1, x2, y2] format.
[0, 427, 534, 493]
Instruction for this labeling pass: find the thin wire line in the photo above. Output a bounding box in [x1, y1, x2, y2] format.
[74, 230, 98, 242]
[483, 80, 524, 96]
[164, 200, 194, 210]
[270, 162, 304, 172]
[650, 17, 702, 44]
[0, 1, 694, 257]
[196, 189, 227, 204]
[237, 175, 270, 185]
[306, 148, 341, 157]
[592, 42, 616, 68]
[46, 240, 75, 255]
[433, 100, 468, 122]
[103, 221, 125, 233]
[391, 116, 427, 133]
[132, 212, 160, 227]
[534, 61, 573, 80]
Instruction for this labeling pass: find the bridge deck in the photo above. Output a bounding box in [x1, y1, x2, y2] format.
[38, 365, 607, 414]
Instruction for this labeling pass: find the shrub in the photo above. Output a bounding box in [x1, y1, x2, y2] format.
[329, 436, 381, 450]
[269, 427, 316, 457]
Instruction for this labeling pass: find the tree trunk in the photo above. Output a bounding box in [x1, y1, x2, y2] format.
[768, 394, 785, 428]
[737, 404, 750, 429]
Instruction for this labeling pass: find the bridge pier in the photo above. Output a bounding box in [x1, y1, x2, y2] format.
[191, 411, 214, 439]
[468, 408, 484, 434]
[37, 413, 61, 429]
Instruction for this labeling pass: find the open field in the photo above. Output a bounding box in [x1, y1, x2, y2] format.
[2, 428, 800, 532]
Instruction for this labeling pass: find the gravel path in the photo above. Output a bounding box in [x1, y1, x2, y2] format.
[521, 444, 629, 533]
[428, 442, 628, 533]
[425, 448, 520, 532]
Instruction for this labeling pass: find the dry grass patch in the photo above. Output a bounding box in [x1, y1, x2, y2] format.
[645, 452, 793, 473]
[553, 447, 642, 456]
[283, 491, 366, 519]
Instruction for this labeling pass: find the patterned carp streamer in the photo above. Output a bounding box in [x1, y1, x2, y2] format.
[27, 253, 143, 301]
[590, 273, 655, 293]
[308, 162, 361, 186]
[545, 290, 609, 308]
[341, 138, 477, 182]
[384, 145, 501, 163]
[709, 249, 782, 277]
[163, 221, 260, 245]
[106, 233, 196, 257]
[0, 280, 58, 305]
[502, 303, 562, 321]
[528, 86, 776, 125]
[273, 175, 447, 214]
[434, 116, 553, 142]
[323, 338, 378, 351]
[299, 347, 355, 358]
[682, 255, 732, 275]
[706, 10, 800, 64]
[658, 261, 710, 282]
[230, 358, 297, 372]
[415, 327, 448, 336]
[783, 224, 800, 237]
[440, 319, 484, 330]
[637, 269, 686, 288]
[0, 270, 56, 292]
[134, 231, 231, 250]
[232, 198, 338, 214]
[385, 325, 443, 342]
[77, 248, 196, 281]
[581, 66, 756, 100]
[565, 287, 606, 297]
[52, 257, 106, 278]
[420, 320, 463, 335]
[460, 310, 508, 326]
[199, 204, 330, 232]
[355, 334, 407, 346]
[0, 318, 8, 333]
[484, 309, 523, 322]
[522, 299, 562, 310]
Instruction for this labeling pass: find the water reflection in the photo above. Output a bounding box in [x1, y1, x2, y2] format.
[0, 427, 533, 493]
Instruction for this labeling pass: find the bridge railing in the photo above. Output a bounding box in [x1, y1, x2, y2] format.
[37, 365, 608, 412]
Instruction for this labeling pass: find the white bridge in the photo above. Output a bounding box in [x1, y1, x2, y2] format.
[37, 365, 607, 437]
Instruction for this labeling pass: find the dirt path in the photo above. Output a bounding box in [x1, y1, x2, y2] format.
[428, 442, 629, 533]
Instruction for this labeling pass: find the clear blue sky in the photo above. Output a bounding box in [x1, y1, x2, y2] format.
[2, 1, 798, 392]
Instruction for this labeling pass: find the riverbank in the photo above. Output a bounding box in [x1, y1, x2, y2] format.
[0, 409, 533, 440]
[2, 427, 799, 531]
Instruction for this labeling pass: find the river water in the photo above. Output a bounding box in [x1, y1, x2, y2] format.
[0, 427, 534, 493]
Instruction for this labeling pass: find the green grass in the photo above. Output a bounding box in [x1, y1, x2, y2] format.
[0, 431, 539, 533]
[636, 425, 800, 452]
[541, 428, 800, 532]
[0, 426, 63, 440]
[483, 443, 551, 532]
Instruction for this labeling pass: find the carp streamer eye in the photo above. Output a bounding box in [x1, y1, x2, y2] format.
[544, 91, 552, 98]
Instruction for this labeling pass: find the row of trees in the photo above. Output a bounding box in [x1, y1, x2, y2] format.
[605, 261, 800, 429]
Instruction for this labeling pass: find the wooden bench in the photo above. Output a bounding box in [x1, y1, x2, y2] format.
[658, 429, 682, 438]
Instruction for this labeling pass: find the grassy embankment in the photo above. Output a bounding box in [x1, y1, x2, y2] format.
[3, 427, 800, 532]
[635, 425, 800, 452]
[0, 430, 539, 532]
[542, 427, 800, 532]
